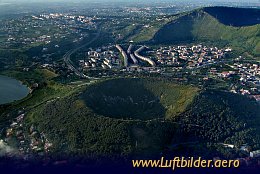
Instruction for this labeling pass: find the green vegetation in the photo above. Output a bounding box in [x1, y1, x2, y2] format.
[153, 7, 260, 58]
[203, 7, 260, 27]
[23, 78, 197, 159]
[0, 6, 259, 164]
[177, 90, 260, 151]
[0, 69, 57, 85]
[129, 24, 162, 43]
[119, 24, 141, 41]
[0, 68, 76, 129]
[125, 16, 178, 43]
[26, 93, 178, 159]
[130, 24, 163, 43]
[82, 78, 199, 120]
[22, 78, 260, 160]
[0, 49, 29, 70]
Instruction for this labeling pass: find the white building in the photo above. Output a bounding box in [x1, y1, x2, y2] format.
[250, 150, 260, 158]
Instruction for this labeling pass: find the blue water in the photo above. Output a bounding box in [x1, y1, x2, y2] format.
[0, 75, 29, 105]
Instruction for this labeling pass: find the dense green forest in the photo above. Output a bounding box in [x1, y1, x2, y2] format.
[26, 94, 178, 160]
[26, 78, 196, 159]
[25, 78, 260, 161]
[177, 90, 260, 149]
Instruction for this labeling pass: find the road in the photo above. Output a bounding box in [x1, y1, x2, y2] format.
[63, 29, 101, 78]
[191, 59, 234, 70]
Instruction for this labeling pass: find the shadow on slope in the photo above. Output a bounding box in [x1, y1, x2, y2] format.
[152, 7, 260, 56]
[81, 78, 166, 120]
[153, 14, 195, 44]
[204, 7, 260, 27]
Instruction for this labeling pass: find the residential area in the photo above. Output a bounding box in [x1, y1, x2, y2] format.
[76, 44, 259, 101]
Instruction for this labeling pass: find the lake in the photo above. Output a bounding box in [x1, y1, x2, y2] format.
[0, 75, 29, 105]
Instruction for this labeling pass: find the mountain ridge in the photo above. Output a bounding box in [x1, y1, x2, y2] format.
[203, 6, 260, 27]
[151, 6, 260, 57]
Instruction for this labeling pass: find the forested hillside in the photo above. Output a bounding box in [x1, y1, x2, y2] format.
[25, 79, 260, 161]
[177, 90, 260, 150]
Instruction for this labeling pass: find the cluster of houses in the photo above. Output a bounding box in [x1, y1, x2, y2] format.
[222, 143, 260, 157]
[79, 44, 160, 73]
[230, 63, 260, 96]
[154, 45, 231, 68]
[220, 143, 260, 167]
[2, 111, 52, 158]
[0, 13, 96, 49]
[39, 13, 95, 26]
[0, 16, 53, 47]
[206, 62, 260, 98]
[79, 44, 233, 73]
[77, 44, 259, 101]
[79, 46, 120, 69]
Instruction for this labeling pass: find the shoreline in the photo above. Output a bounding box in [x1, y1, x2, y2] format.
[0, 75, 31, 105]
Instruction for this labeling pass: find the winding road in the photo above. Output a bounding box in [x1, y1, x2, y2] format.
[63, 29, 101, 78]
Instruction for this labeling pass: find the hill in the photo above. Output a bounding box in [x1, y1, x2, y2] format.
[152, 7, 260, 57]
[24, 78, 260, 162]
[81, 78, 199, 120]
[178, 90, 260, 150]
[26, 78, 197, 160]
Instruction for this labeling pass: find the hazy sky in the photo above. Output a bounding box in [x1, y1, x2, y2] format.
[0, 0, 259, 2]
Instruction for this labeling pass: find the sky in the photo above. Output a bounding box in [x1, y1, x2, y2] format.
[0, 0, 259, 2]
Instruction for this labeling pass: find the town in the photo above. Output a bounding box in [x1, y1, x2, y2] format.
[74, 44, 259, 99]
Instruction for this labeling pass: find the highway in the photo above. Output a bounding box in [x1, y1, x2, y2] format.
[134, 46, 156, 67]
[63, 29, 101, 78]
[116, 44, 129, 67]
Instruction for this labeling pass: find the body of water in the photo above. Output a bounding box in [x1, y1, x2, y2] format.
[0, 75, 29, 105]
